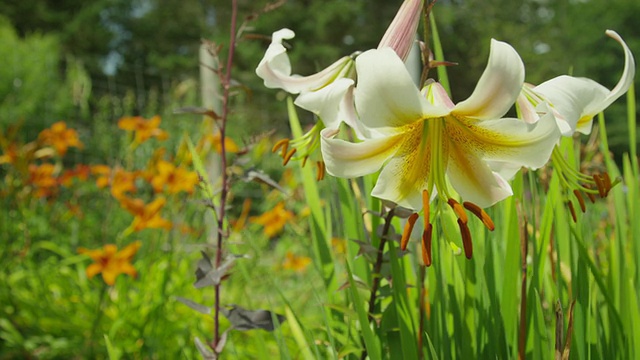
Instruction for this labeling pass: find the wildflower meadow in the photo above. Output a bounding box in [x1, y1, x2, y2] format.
[1, 0, 639, 359]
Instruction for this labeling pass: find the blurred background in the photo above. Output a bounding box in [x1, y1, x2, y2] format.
[1, 0, 638, 162]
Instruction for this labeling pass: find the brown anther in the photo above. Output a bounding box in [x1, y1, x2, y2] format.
[282, 148, 297, 165]
[401, 213, 420, 251]
[602, 172, 612, 196]
[422, 224, 433, 267]
[421, 189, 430, 226]
[573, 189, 586, 213]
[583, 185, 597, 203]
[592, 174, 606, 198]
[463, 202, 495, 231]
[272, 139, 289, 157]
[301, 156, 309, 167]
[448, 198, 468, 224]
[458, 219, 472, 259]
[315, 161, 325, 181]
[567, 201, 577, 223]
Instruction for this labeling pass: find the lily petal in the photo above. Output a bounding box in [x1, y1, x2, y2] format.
[355, 48, 449, 132]
[371, 155, 430, 210]
[534, 76, 609, 135]
[320, 128, 403, 178]
[256, 28, 354, 93]
[454, 39, 525, 120]
[294, 78, 361, 135]
[449, 108, 560, 169]
[447, 146, 513, 208]
[378, 0, 423, 61]
[534, 30, 635, 135]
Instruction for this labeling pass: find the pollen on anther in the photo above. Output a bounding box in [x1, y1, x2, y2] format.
[593, 174, 606, 198]
[573, 189, 586, 213]
[422, 224, 433, 267]
[421, 189, 430, 226]
[401, 213, 420, 251]
[463, 202, 495, 231]
[272, 139, 289, 157]
[282, 148, 297, 165]
[448, 198, 468, 224]
[567, 201, 577, 222]
[316, 161, 326, 181]
[458, 219, 472, 259]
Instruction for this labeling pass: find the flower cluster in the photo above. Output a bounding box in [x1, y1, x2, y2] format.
[256, 0, 635, 265]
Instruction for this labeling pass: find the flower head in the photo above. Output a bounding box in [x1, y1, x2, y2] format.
[38, 121, 83, 156]
[515, 30, 635, 219]
[28, 163, 59, 197]
[321, 45, 560, 262]
[118, 116, 169, 145]
[322, 45, 560, 210]
[517, 30, 635, 136]
[78, 241, 141, 285]
[149, 160, 199, 194]
[119, 196, 172, 232]
[250, 202, 294, 238]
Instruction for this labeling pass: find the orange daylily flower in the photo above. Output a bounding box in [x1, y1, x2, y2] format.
[91, 165, 138, 199]
[28, 163, 58, 197]
[118, 116, 168, 145]
[119, 196, 172, 232]
[0, 142, 19, 165]
[249, 202, 294, 238]
[204, 132, 239, 154]
[78, 241, 141, 285]
[59, 164, 91, 187]
[282, 251, 312, 272]
[149, 160, 199, 194]
[38, 121, 83, 156]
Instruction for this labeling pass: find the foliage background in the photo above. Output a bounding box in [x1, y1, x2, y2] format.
[1, 0, 639, 359]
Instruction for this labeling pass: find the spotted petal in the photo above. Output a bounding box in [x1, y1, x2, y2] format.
[454, 39, 525, 120]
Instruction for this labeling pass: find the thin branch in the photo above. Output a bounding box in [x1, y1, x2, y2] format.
[213, 0, 239, 351]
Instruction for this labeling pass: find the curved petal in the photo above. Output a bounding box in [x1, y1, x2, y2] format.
[486, 160, 523, 181]
[447, 146, 513, 208]
[294, 78, 359, 132]
[320, 128, 403, 178]
[85, 263, 103, 279]
[355, 48, 448, 132]
[587, 30, 635, 115]
[447, 106, 560, 170]
[255, 28, 353, 93]
[534, 76, 610, 135]
[454, 39, 525, 120]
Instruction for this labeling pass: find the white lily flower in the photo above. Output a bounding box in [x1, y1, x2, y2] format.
[321, 45, 561, 211]
[517, 30, 635, 136]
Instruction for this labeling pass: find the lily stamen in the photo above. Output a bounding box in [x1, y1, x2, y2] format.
[422, 224, 433, 267]
[272, 138, 290, 158]
[567, 201, 578, 222]
[573, 189, 586, 213]
[401, 213, 420, 251]
[282, 148, 297, 165]
[458, 219, 473, 259]
[316, 161, 326, 181]
[447, 198, 468, 224]
[463, 202, 495, 231]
